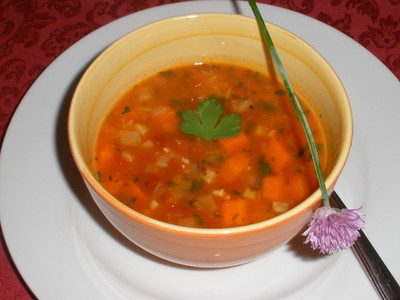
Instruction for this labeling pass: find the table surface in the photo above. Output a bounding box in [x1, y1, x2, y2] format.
[0, 0, 399, 299]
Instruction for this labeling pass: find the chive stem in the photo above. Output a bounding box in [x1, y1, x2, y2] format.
[248, 0, 330, 207]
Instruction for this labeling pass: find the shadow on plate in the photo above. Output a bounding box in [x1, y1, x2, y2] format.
[286, 230, 326, 260]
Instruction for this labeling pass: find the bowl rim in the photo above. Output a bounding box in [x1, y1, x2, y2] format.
[68, 12, 353, 237]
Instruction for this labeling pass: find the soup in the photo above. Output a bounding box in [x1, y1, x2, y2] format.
[95, 63, 326, 228]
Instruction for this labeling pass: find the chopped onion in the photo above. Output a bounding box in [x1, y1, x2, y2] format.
[142, 140, 154, 148]
[212, 188, 226, 197]
[155, 153, 171, 167]
[144, 164, 157, 173]
[243, 188, 257, 200]
[138, 87, 153, 102]
[121, 151, 133, 162]
[232, 99, 254, 113]
[196, 195, 218, 212]
[178, 217, 196, 227]
[201, 167, 216, 184]
[120, 130, 141, 146]
[181, 157, 190, 165]
[272, 201, 289, 214]
[149, 200, 159, 210]
[134, 123, 148, 135]
[152, 106, 169, 116]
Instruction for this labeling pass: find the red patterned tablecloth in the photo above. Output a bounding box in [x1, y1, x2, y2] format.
[0, 0, 399, 298]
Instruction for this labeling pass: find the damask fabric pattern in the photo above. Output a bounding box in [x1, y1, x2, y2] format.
[0, 0, 399, 298]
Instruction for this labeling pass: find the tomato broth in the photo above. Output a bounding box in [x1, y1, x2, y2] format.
[95, 63, 326, 228]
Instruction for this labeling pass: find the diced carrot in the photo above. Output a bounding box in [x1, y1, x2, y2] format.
[129, 182, 150, 202]
[101, 178, 124, 195]
[288, 174, 309, 202]
[218, 132, 251, 154]
[123, 182, 151, 211]
[220, 197, 248, 227]
[261, 175, 285, 201]
[152, 106, 179, 133]
[97, 143, 117, 170]
[263, 135, 291, 173]
[218, 152, 249, 183]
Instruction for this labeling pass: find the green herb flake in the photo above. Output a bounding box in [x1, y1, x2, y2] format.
[194, 214, 204, 225]
[258, 155, 272, 174]
[232, 190, 242, 196]
[190, 180, 204, 192]
[259, 101, 276, 111]
[127, 197, 137, 208]
[274, 89, 286, 95]
[295, 148, 306, 159]
[96, 171, 102, 180]
[180, 97, 242, 140]
[159, 70, 175, 77]
[120, 106, 130, 115]
[260, 164, 272, 174]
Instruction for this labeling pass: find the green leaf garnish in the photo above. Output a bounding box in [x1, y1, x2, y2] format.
[248, 0, 329, 207]
[180, 98, 242, 140]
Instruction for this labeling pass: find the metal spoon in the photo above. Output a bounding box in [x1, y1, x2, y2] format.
[330, 191, 400, 299]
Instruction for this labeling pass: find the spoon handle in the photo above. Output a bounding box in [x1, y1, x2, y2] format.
[330, 191, 400, 299]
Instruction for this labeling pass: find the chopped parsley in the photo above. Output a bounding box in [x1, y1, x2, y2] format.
[274, 89, 286, 95]
[258, 155, 272, 174]
[120, 106, 130, 115]
[194, 214, 204, 225]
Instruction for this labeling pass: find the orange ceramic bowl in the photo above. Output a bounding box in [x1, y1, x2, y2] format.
[68, 13, 352, 268]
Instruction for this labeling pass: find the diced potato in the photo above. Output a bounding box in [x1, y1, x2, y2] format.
[272, 201, 289, 214]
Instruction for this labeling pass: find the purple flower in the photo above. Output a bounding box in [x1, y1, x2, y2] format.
[302, 206, 365, 254]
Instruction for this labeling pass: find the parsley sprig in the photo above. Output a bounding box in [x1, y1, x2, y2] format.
[180, 98, 242, 140]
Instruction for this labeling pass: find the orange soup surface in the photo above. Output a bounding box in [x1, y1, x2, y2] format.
[95, 63, 326, 228]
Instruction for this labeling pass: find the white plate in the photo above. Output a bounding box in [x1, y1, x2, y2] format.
[1, 1, 399, 299]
